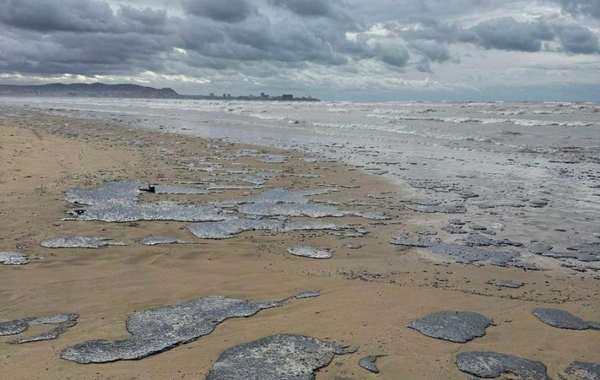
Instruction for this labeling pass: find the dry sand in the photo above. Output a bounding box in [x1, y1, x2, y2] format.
[0, 112, 598, 379]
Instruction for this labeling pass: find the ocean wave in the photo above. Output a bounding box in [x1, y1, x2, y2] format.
[370, 108, 418, 115]
[249, 112, 288, 121]
[368, 114, 504, 124]
[532, 109, 574, 115]
[312, 122, 500, 144]
[481, 118, 509, 124]
[366, 114, 593, 127]
[481, 110, 526, 115]
[511, 119, 593, 127]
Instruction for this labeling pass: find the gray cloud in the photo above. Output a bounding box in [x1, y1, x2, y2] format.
[0, 0, 178, 76]
[471, 17, 554, 52]
[178, 14, 359, 65]
[557, 0, 600, 19]
[375, 43, 410, 67]
[119, 6, 166, 26]
[269, 0, 336, 18]
[555, 23, 600, 54]
[181, 0, 255, 23]
[0, 27, 174, 75]
[344, 0, 526, 24]
[395, 15, 600, 57]
[0, 0, 599, 100]
[414, 60, 430, 72]
[409, 40, 451, 62]
[409, 40, 451, 72]
[0, 0, 115, 32]
[389, 17, 480, 44]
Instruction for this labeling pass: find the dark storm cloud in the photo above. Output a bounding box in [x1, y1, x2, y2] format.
[53, 31, 174, 66]
[269, 0, 336, 18]
[178, 5, 373, 67]
[178, 15, 351, 65]
[181, 0, 255, 23]
[0, 27, 174, 75]
[393, 15, 600, 56]
[0, 0, 178, 76]
[471, 17, 554, 52]
[557, 0, 600, 19]
[468, 17, 599, 55]
[118, 6, 167, 27]
[555, 23, 600, 54]
[0, 0, 374, 78]
[0, 0, 172, 34]
[0, 0, 114, 32]
[0, 0, 599, 95]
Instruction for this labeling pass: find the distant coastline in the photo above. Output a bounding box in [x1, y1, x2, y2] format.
[0, 83, 320, 102]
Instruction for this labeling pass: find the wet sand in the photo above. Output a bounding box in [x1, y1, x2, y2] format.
[0, 113, 598, 379]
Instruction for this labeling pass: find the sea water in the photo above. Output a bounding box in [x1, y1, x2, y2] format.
[2, 97, 598, 252]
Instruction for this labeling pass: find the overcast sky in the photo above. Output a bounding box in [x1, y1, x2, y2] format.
[1, 0, 599, 100]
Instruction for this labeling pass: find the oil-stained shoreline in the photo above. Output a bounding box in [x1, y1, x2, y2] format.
[0, 111, 598, 379]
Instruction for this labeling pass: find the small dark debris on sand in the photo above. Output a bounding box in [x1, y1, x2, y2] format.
[294, 290, 321, 299]
[0, 252, 29, 265]
[138, 236, 190, 246]
[428, 244, 518, 267]
[529, 244, 553, 255]
[0, 313, 78, 344]
[389, 237, 521, 267]
[64, 181, 228, 223]
[358, 355, 386, 374]
[390, 236, 433, 248]
[41, 236, 126, 249]
[61, 293, 316, 364]
[149, 185, 212, 195]
[287, 246, 333, 259]
[206, 334, 348, 380]
[564, 361, 600, 380]
[442, 225, 467, 234]
[533, 242, 600, 262]
[407, 203, 467, 214]
[456, 351, 551, 380]
[188, 219, 352, 240]
[345, 243, 362, 249]
[532, 308, 599, 330]
[495, 280, 525, 289]
[507, 261, 540, 271]
[407, 311, 494, 343]
[462, 233, 523, 248]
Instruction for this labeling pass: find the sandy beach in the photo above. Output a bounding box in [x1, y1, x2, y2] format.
[1, 112, 598, 380]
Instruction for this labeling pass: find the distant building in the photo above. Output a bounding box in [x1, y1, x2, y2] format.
[209, 93, 215, 97]
[282, 94, 293, 100]
[260, 92, 266, 98]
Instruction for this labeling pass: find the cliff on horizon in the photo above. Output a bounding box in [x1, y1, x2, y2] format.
[0, 83, 179, 98]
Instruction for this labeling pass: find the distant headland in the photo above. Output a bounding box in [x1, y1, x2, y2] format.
[0, 83, 178, 98]
[0, 83, 320, 101]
